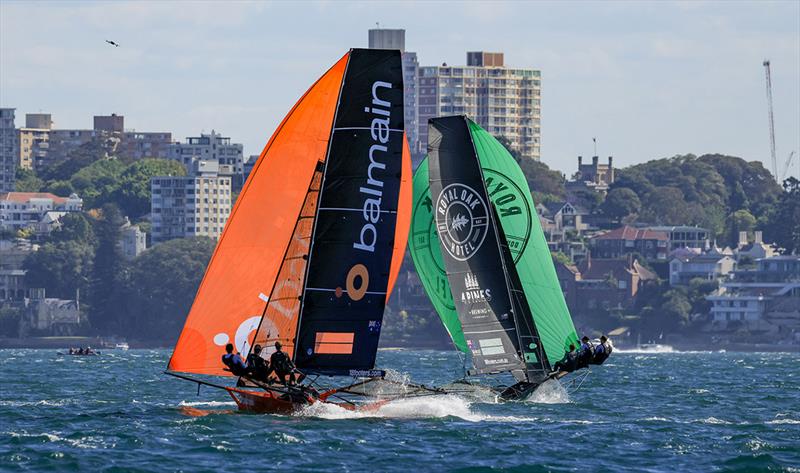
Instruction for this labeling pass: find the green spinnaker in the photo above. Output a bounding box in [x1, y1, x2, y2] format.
[408, 119, 579, 366]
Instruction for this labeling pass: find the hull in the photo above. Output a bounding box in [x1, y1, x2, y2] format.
[227, 387, 312, 414]
[226, 386, 390, 414]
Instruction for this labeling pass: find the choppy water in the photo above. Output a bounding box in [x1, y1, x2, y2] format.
[1, 349, 798, 472]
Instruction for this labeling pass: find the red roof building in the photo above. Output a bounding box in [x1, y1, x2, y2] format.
[590, 225, 669, 260]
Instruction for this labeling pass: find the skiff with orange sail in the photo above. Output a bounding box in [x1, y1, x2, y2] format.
[166, 48, 439, 414]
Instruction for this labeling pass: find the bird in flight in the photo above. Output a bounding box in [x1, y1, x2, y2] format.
[105, 40, 120, 47]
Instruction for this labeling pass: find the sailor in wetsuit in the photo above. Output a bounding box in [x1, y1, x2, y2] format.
[221, 343, 249, 376]
[552, 344, 578, 374]
[576, 336, 594, 369]
[246, 344, 271, 382]
[590, 336, 613, 365]
[270, 341, 304, 385]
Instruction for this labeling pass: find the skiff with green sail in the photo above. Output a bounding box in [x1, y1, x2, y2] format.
[409, 115, 581, 400]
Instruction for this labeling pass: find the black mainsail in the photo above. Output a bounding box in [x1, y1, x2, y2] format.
[291, 49, 406, 376]
[428, 116, 526, 377]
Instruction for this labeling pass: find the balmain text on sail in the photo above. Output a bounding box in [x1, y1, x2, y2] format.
[354, 80, 393, 253]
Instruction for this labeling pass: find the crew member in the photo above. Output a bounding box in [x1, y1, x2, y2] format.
[246, 344, 271, 382]
[576, 336, 594, 369]
[270, 341, 304, 385]
[552, 344, 578, 373]
[591, 336, 613, 365]
[221, 343, 248, 376]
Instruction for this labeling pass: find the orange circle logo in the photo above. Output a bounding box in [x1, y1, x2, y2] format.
[346, 264, 369, 301]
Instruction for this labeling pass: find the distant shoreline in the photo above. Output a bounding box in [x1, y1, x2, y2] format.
[1, 337, 797, 353]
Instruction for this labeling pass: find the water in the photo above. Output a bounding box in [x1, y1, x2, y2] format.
[1, 349, 798, 472]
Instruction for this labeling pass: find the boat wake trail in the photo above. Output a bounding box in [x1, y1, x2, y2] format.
[297, 395, 537, 422]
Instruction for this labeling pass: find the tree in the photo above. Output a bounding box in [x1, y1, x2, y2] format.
[660, 289, 692, 329]
[765, 177, 800, 254]
[640, 187, 689, 225]
[40, 136, 117, 181]
[119, 237, 216, 341]
[725, 209, 756, 247]
[14, 168, 43, 192]
[88, 203, 126, 333]
[113, 159, 186, 218]
[494, 135, 566, 201]
[0, 307, 23, 337]
[51, 213, 96, 246]
[601, 187, 641, 221]
[24, 240, 94, 299]
[68, 159, 126, 209]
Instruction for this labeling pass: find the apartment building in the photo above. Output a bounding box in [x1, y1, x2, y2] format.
[15, 113, 171, 172]
[418, 52, 541, 160]
[368, 28, 421, 156]
[150, 160, 232, 243]
[0, 108, 17, 193]
[168, 130, 244, 190]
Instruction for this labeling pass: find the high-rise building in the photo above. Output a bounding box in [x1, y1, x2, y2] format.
[0, 108, 17, 192]
[168, 130, 244, 190]
[18, 113, 53, 170]
[150, 160, 232, 243]
[368, 28, 421, 157]
[418, 52, 542, 160]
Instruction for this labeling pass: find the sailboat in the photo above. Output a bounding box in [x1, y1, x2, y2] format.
[409, 116, 580, 400]
[165, 48, 431, 413]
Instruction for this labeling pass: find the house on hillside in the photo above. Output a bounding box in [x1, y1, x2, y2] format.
[0, 192, 82, 234]
[567, 255, 658, 316]
[647, 225, 710, 251]
[706, 255, 800, 343]
[735, 231, 777, 261]
[590, 225, 669, 260]
[669, 247, 736, 285]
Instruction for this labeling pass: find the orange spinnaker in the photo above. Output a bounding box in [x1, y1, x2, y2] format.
[168, 53, 349, 376]
[386, 133, 412, 303]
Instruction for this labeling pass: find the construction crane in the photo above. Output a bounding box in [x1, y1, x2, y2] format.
[782, 151, 796, 181]
[763, 60, 778, 182]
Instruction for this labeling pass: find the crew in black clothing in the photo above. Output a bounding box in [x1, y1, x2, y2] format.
[590, 335, 613, 365]
[552, 344, 578, 373]
[246, 344, 271, 382]
[576, 336, 594, 369]
[270, 341, 305, 385]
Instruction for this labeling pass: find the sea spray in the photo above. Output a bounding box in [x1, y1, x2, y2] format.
[296, 395, 538, 423]
[527, 379, 570, 404]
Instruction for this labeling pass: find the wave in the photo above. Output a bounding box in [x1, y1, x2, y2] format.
[766, 418, 800, 425]
[615, 346, 675, 354]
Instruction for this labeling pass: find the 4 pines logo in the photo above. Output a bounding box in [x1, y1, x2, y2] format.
[435, 183, 489, 261]
[461, 271, 492, 304]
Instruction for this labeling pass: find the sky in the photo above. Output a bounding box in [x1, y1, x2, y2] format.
[1, 0, 798, 178]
